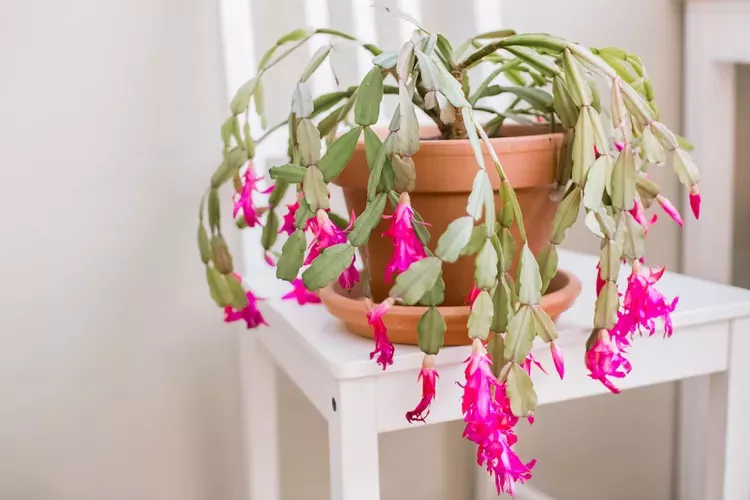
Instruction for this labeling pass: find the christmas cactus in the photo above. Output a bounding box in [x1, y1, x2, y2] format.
[198, 12, 699, 496]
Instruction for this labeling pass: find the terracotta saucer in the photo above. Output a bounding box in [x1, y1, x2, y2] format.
[319, 270, 583, 346]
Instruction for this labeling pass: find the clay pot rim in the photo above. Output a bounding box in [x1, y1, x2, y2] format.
[319, 270, 583, 346]
[354, 124, 564, 153]
[320, 269, 582, 317]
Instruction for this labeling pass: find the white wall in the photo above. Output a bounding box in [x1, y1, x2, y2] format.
[0, 1, 244, 499]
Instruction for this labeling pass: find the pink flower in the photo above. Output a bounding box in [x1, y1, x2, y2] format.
[281, 278, 321, 305]
[690, 186, 701, 220]
[461, 340, 500, 420]
[616, 263, 678, 338]
[585, 329, 631, 394]
[465, 283, 482, 307]
[224, 274, 268, 329]
[656, 194, 683, 227]
[263, 252, 276, 267]
[233, 168, 274, 227]
[461, 339, 535, 496]
[337, 266, 359, 290]
[368, 300, 394, 370]
[589, 262, 678, 393]
[521, 352, 547, 376]
[550, 341, 564, 380]
[383, 193, 426, 282]
[279, 201, 299, 236]
[405, 355, 438, 423]
[474, 401, 536, 496]
[305, 210, 359, 289]
[630, 200, 658, 234]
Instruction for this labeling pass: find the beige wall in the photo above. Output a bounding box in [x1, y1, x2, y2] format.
[0, 0, 244, 499]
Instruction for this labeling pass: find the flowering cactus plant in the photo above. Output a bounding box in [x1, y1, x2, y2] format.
[198, 12, 700, 495]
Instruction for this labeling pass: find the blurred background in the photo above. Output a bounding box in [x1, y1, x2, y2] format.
[1, 0, 748, 499]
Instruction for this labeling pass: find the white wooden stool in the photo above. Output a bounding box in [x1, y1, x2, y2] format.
[241, 244, 750, 500]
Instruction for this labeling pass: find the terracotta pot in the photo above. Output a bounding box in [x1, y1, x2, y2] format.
[319, 269, 581, 346]
[331, 125, 565, 306]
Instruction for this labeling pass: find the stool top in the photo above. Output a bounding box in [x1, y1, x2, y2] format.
[244, 236, 750, 379]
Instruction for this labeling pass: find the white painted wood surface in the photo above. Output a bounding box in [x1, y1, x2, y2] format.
[242, 230, 750, 499]
[329, 379, 381, 500]
[245, 245, 750, 381]
[715, 318, 750, 500]
[242, 337, 280, 500]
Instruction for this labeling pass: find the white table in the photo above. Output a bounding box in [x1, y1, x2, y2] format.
[242, 248, 750, 500]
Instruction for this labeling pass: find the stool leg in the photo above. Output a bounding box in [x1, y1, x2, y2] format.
[329, 378, 380, 500]
[677, 318, 750, 500]
[714, 318, 750, 500]
[243, 335, 279, 500]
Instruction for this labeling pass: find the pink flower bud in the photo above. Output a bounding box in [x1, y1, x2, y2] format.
[656, 195, 683, 226]
[689, 186, 701, 220]
[629, 201, 658, 234]
[630, 200, 646, 226]
[550, 341, 565, 380]
[263, 252, 276, 267]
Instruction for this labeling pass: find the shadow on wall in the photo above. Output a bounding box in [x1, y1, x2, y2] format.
[732, 65, 750, 290]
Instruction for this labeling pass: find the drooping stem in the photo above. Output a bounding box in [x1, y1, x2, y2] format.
[361, 242, 373, 300]
[448, 109, 467, 139]
[447, 69, 468, 139]
[457, 34, 566, 71]
[198, 188, 209, 223]
[255, 120, 288, 146]
[413, 81, 443, 130]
